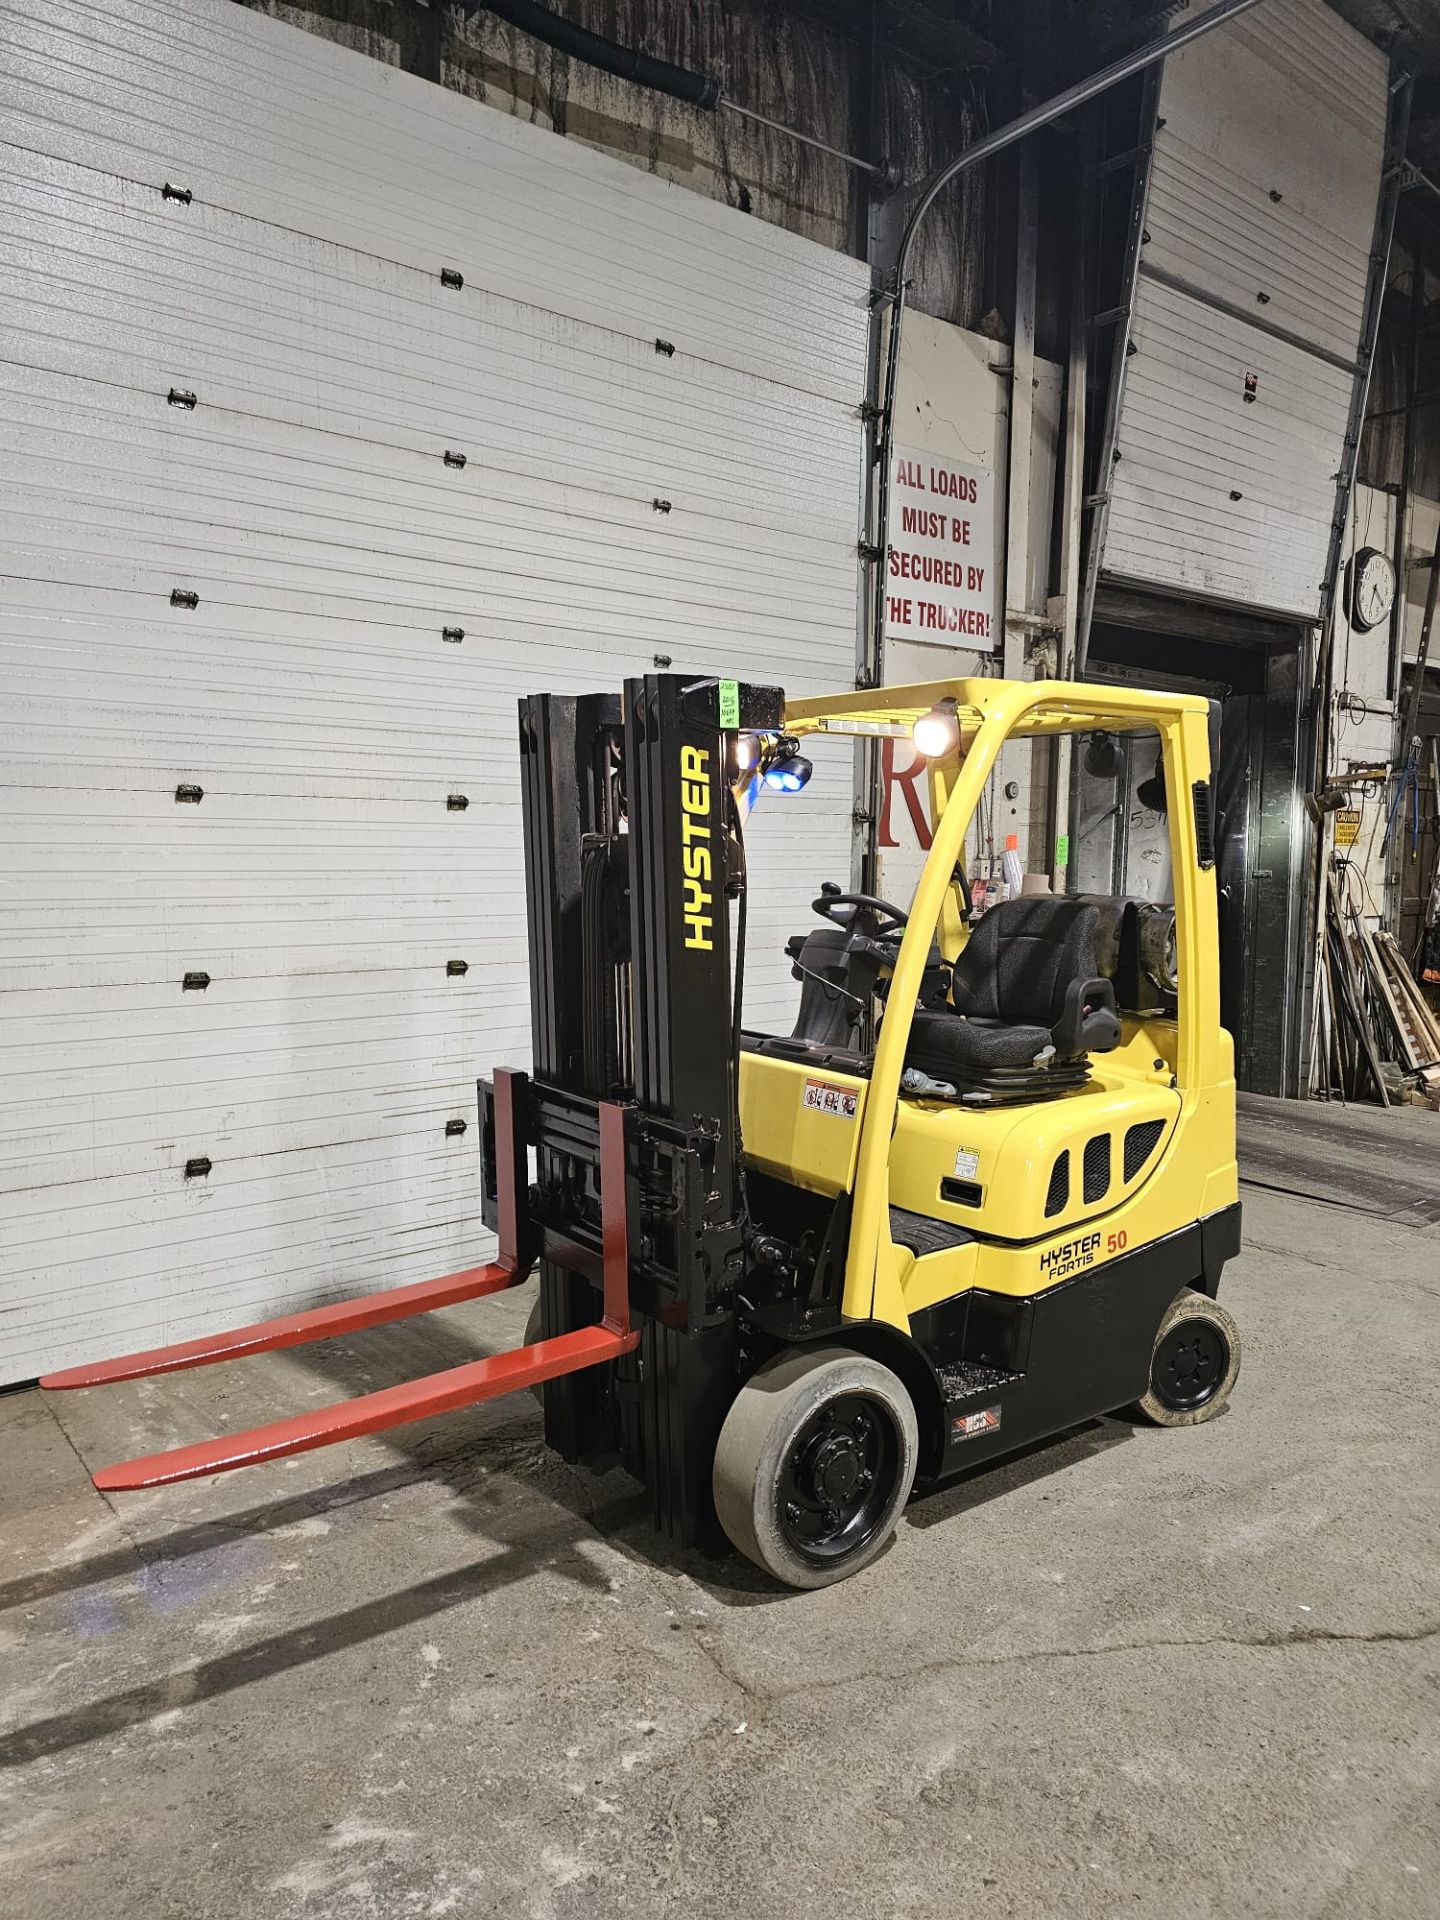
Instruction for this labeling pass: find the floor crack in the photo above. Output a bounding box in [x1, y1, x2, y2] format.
[757, 1619, 1440, 1705]
[1239, 1229, 1440, 1294]
[38, 1396, 148, 1570]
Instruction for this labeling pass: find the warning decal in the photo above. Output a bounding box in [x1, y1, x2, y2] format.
[803, 1080, 858, 1120]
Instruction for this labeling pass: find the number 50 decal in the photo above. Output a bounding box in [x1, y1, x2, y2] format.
[1106, 1230, 1128, 1255]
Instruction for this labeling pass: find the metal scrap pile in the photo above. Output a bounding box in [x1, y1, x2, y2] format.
[1313, 855, 1440, 1107]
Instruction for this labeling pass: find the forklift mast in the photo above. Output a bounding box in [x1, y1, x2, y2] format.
[479, 674, 782, 1541]
[47, 673, 778, 1527]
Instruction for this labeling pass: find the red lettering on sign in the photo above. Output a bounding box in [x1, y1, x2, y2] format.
[931, 469, 978, 502]
[900, 505, 948, 539]
[877, 739, 934, 849]
[912, 601, 992, 639]
[889, 549, 971, 589]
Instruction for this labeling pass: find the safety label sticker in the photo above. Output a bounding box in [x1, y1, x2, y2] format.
[952, 1405, 1001, 1442]
[803, 1080, 858, 1119]
[953, 1147, 979, 1179]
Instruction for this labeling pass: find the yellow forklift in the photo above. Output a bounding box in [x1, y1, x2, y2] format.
[45, 674, 1240, 1590]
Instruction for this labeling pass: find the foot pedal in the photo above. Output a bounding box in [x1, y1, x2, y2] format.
[937, 1360, 1024, 1403]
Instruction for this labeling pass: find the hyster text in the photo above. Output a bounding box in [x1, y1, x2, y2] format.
[680, 744, 714, 951]
[1039, 1230, 1101, 1282]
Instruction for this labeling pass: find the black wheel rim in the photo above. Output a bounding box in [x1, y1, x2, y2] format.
[776, 1391, 901, 1565]
[1152, 1317, 1228, 1412]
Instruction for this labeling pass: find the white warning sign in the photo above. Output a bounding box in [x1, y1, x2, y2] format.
[885, 447, 997, 651]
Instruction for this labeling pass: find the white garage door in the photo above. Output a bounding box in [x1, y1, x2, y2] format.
[1103, 0, 1389, 619]
[0, 0, 868, 1381]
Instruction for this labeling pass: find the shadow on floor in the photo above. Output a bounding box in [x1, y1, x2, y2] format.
[6, 1304, 1147, 1766]
[1, 1312, 647, 1769]
[905, 1415, 1136, 1531]
[0, 1512, 637, 1770]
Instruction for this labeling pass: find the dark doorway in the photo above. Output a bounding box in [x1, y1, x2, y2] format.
[1075, 613, 1310, 1096]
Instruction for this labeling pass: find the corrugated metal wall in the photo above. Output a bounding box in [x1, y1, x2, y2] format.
[0, 0, 867, 1381]
[1102, 0, 1390, 620]
[237, 0, 998, 332]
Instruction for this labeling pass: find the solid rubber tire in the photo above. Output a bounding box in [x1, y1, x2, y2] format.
[713, 1346, 919, 1590]
[1132, 1287, 1241, 1427]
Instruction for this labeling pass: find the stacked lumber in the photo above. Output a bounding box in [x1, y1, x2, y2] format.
[1373, 931, 1440, 1104]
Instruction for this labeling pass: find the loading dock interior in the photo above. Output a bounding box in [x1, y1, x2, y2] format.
[2, 0, 1439, 1914]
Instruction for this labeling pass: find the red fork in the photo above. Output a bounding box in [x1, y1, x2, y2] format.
[39, 1260, 521, 1391]
[41, 1094, 639, 1493]
[86, 1325, 638, 1490]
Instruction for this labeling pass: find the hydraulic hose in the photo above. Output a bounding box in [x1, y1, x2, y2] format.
[470, 3, 882, 172]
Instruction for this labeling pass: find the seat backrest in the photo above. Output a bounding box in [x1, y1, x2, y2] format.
[949, 897, 1104, 1027]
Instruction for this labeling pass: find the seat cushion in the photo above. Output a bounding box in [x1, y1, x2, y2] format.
[907, 1010, 1055, 1074]
[950, 896, 1102, 1028]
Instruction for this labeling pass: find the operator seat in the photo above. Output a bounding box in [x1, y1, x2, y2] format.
[905, 896, 1122, 1105]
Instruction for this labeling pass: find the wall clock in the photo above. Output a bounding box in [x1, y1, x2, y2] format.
[1347, 546, 1395, 633]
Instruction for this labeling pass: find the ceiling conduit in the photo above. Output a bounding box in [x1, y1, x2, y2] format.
[478, 0, 720, 108]
[467, 0, 884, 173]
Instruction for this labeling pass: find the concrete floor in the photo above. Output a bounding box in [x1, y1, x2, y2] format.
[2, 1098, 1437, 1919]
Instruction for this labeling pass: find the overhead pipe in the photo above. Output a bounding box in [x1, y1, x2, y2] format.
[478, 0, 720, 107]
[473, 0, 885, 175]
[718, 96, 887, 178]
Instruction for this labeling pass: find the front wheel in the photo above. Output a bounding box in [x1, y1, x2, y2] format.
[713, 1347, 919, 1590]
[1131, 1287, 1241, 1427]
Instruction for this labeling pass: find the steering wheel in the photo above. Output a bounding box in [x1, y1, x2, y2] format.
[812, 885, 910, 939]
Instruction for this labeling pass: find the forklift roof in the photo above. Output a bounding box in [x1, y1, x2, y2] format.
[785, 676, 1212, 741]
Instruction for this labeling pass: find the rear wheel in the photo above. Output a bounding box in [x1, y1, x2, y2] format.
[713, 1347, 919, 1590]
[1132, 1287, 1241, 1427]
